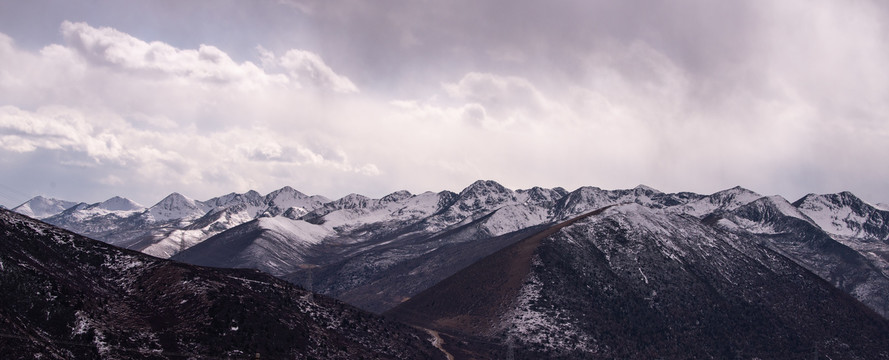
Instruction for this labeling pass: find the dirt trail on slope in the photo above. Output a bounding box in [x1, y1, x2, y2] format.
[424, 328, 455, 360]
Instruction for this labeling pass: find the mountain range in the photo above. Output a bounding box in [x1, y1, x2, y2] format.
[9, 181, 889, 358]
[15, 181, 888, 316]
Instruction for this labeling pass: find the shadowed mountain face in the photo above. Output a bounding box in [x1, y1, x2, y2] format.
[387, 204, 889, 359]
[0, 209, 441, 359]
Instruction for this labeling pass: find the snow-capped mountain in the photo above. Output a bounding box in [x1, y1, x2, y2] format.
[142, 192, 209, 223]
[794, 191, 889, 240]
[11, 195, 80, 219]
[22, 181, 889, 320]
[9, 181, 889, 358]
[386, 204, 889, 358]
[94, 196, 145, 212]
[29, 187, 330, 258]
[173, 216, 335, 276]
[262, 186, 329, 218]
[38, 196, 146, 238]
[670, 186, 761, 217]
[0, 208, 442, 359]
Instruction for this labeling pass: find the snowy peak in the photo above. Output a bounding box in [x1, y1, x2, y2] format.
[381, 190, 412, 203]
[204, 190, 266, 209]
[94, 196, 144, 212]
[793, 191, 866, 210]
[552, 186, 616, 219]
[708, 186, 761, 207]
[721, 195, 815, 233]
[517, 186, 568, 207]
[633, 184, 662, 194]
[271, 185, 299, 194]
[299, 193, 374, 224]
[146, 192, 206, 222]
[458, 179, 511, 198]
[677, 186, 762, 217]
[794, 192, 889, 239]
[12, 196, 79, 219]
[244, 189, 264, 202]
[265, 186, 307, 203]
[453, 180, 517, 213]
[262, 186, 328, 217]
[331, 193, 373, 210]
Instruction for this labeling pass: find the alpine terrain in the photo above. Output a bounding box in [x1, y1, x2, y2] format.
[10, 181, 889, 358]
[0, 209, 441, 359]
[386, 204, 889, 358]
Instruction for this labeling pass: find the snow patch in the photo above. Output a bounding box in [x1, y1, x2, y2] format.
[502, 255, 597, 353]
[72, 311, 110, 356]
[797, 195, 870, 237]
[257, 217, 333, 245]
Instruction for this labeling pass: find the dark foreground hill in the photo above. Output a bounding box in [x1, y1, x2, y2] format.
[0, 209, 441, 359]
[387, 204, 889, 359]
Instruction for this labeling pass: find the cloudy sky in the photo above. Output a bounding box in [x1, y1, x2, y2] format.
[1, 0, 887, 207]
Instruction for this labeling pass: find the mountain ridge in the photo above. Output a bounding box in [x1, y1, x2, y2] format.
[386, 203, 889, 358]
[13, 181, 889, 319]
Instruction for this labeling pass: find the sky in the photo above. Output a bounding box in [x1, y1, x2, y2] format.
[1, 0, 888, 208]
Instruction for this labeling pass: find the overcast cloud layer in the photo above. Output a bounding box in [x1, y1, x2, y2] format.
[0, 0, 887, 207]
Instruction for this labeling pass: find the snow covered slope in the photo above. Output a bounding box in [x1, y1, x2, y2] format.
[670, 186, 761, 217]
[11, 195, 80, 219]
[143, 192, 209, 223]
[173, 216, 335, 276]
[794, 192, 889, 240]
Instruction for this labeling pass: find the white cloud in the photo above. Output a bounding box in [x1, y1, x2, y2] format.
[441, 72, 565, 128]
[259, 47, 358, 93]
[58, 21, 359, 93]
[0, 106, 124, 161]
[444, 73, 549, 113]
[60, 21, 286, 89]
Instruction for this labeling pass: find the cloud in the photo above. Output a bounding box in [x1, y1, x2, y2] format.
[444, 72, 550, 118]
[0, 104, 379, 201]
[0, 105, 124, 161]
[1, 2, 889, 206]
[59, 21, 357, 93]
[60, 21, 283, 89]
[260, 47, 359, 93]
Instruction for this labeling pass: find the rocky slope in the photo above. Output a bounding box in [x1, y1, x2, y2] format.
[0, 209, 441, 359]
[387, 204, 889, 359]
